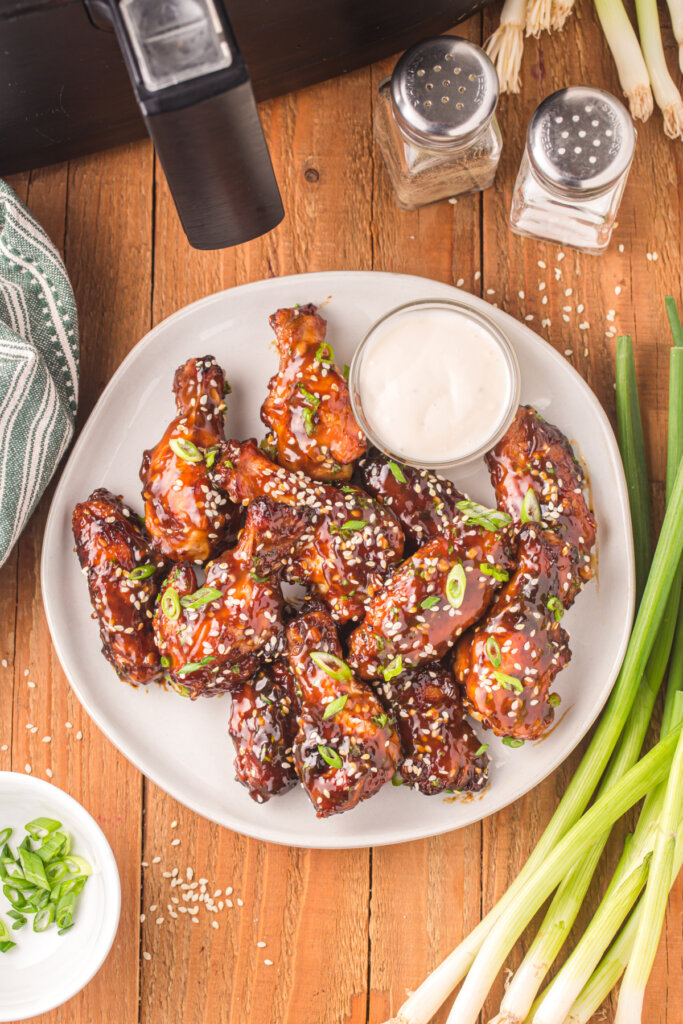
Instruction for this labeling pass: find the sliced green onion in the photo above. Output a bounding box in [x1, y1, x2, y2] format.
[169, 437, 203, 463]
[485, 637, 502, 668]
[25, 817, 61, 840]
[520, 487, 542, 523]
[475, 744, 489, 757]
[456, 499, 512, 532]
[382, 655, 403, 682]
[302, 406, 316, 437]
[387, 461, 407, 484]
[322, 695, 348, 720]
[126, 564, 155, 581]
[160, 655, 171, 669]
[161, 587, 181, 620]
[204, 446, 219, 469]
[549, 693, 562, 707]
[55, 892, 76, 930]
[33, 904, 56, 933]
[298, 383, 320, 410]
[340, 519, 366, 532]
[494, 671, 524, 693]
[310, 651, 352, 682]
[503, 737, 525, 748]
[45, 860, 69, 885]
[9, 913, 26, 930]
[421, 596, 440, 610]
[479, 563, 510, 583]
[342, 364, 350, 380]
[36, 833, 67, 863]
[372, 713, 389, 728]
[250, 571, 269, 583]
[446, 563, 467, 610]
[180, 586, 222, 609]
[3, 885, 28, 908]
[177, 656, 215, 676]
[18, 848, 50, 891]
[0, 828, 11, 846]
[547, 596, 564, 621]
[317, 745, 343, 770]
[315, 341, 334, 364]
[63, 855, 92, 878]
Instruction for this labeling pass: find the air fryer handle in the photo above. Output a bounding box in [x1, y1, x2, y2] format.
[95, 0, 284, 250]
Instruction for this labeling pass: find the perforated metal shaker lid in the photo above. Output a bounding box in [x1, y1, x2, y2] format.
[526, 87, 636, 194]
[390, 36, 499, 147]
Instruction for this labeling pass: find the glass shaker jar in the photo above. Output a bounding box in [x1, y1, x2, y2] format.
[374, 36, 503, 211]
[510, 86, 636, 254]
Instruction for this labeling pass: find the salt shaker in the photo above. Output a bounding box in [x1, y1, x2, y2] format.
[374, 36, 503, 211]
[510, 86, 636, 254]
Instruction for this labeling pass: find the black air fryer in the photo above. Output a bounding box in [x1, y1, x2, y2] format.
[0, 0, 492, 249]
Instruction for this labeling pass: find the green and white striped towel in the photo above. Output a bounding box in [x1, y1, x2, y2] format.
[0, 180, 79, 567]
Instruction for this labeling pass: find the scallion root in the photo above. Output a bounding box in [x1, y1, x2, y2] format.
[526, 0, 553, 36]
[551, 0, 576, 30]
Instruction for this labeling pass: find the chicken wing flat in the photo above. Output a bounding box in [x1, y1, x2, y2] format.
[347, 525, 514, 680]
[453, 524, 572, 741]
[359, 450, 469, 548]
[153, 497, 310, 698]
[286, 608, 400, 817]
[140, 355, 241, 563]
[381, 664, 489, 795]
[486, 405, 597, 608]
[73, 488, 167, 686]
[211, 439, 404, 623]
[261, 304, 366, 481]
[229, 659, 299, 802]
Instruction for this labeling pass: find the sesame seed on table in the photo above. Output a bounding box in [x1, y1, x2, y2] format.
[1, 7, 681, 1023]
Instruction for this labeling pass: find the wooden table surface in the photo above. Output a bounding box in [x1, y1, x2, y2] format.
[2, 7, 682, 1024]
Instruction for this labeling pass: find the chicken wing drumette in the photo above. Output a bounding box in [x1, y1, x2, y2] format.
[210, 440, 404, 623]
[286, 607, 400, 817]
[261, 304, 366, 481]
[73, 488, 167, 686]
[486, 405, 597, 608]
[153, 497, 310, 698]
[381, 664, 489, 795]
[229, 659, 300, 802]
[347, 524, 513, 680]
[140, 355, 241, 563]
[453, 524, 572, 741]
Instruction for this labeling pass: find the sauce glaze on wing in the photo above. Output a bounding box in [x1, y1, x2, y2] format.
[453, 525, 572, 740]
[380, 664, 489, 795]
[486, 405, 597, 607]
[72, 488, 167, 686]
[261, 304, 366, 481]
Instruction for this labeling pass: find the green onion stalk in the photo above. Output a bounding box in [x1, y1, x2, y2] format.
[444, 723, 682, 1024]
[491, 317, 683, 1024]
[634, 0, 683, 137]
[593, 0, 653, 120]
[384, 458, 683, 1024]
[566, 817, 683, 1024]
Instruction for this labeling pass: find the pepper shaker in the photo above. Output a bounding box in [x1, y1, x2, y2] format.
[374, 36, 503, 211]
[510, 86, 636, 254]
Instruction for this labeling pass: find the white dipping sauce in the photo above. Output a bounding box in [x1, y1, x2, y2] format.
[358, 307, 513, 463]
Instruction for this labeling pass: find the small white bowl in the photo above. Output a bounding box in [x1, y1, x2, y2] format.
[0, 772, 121, 1022]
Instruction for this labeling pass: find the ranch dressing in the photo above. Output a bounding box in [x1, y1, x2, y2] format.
[352, 303, 518, 466]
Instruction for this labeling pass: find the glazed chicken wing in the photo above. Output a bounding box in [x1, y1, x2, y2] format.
[347, 524, 514, 680]
[229, 659, 300, 802]
[381, 664, 489, 795]
[73, 488, 167, 686]
[153, 497, 310, 698]
[453, 525, 572, 741]
[286, 608, 400, 817]
[486, 405, 597, 607]
[261, 304, 366, 481]
[211, 439, 404, 623]
[359, 450, 469, 549]
[140, 355, 241, 563]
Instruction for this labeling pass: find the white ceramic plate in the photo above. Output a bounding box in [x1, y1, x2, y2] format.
[0, 772, 120, 1022]
[42, 272, 634, 850]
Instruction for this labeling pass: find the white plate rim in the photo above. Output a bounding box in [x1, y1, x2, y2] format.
[0, 771, 121, 1022]
[41, 270, 635, 849]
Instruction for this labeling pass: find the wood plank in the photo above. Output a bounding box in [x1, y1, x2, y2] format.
[7, 146, 153, 1023]
[140, 67, 375, 1024]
